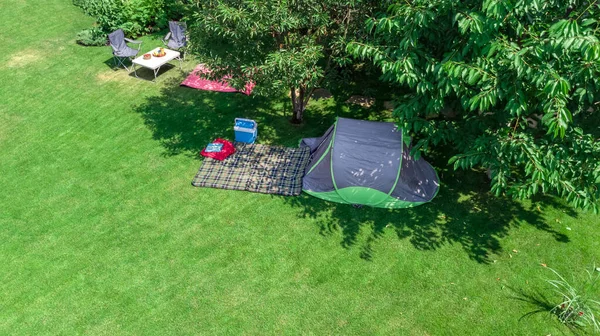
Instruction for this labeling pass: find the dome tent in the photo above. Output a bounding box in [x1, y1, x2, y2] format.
[300, 117, 439, 208]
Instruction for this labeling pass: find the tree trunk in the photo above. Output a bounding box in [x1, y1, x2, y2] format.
[290, 86, 306, 124]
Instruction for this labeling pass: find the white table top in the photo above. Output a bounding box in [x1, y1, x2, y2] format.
[132, 48, 180, 69]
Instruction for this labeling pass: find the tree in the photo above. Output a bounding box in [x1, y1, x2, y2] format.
[188, 0, 385, 123]
[348, 0, 600, 212]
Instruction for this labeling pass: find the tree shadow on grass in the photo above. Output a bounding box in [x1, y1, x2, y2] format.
[134, 77, 279, 156]
[133, 77, 376, 156]
[282, 163, 573, 263]
[133, 78, 574, 263]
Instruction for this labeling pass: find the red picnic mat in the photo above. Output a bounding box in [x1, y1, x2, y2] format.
[181, 64, 255, 95]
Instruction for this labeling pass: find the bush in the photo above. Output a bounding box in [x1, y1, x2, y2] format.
[76, 27, 107, 46]
[73, 0, 187, 37]
[547, 266, 600, 332]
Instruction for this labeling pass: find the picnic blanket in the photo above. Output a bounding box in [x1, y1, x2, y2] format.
[192, 143, 311, 196]
[181, 64, 255, 95]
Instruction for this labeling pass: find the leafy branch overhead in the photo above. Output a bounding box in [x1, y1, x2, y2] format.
[189, 0, 385, 123]
[348, 0, 600, 212]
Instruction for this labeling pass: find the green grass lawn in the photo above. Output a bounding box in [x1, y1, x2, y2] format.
[1, 1, 599, 335]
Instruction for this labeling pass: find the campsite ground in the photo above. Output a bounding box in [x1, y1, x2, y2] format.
[1, 1, 599, 334]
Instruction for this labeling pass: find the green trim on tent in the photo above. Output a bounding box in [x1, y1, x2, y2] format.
[329, 119, 348, 201]
[337, 186, 395, 206]
[303, 189, 348, 204]
[304, 187, 424, 209]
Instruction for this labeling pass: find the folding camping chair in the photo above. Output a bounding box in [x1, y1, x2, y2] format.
[162, 21, 187, 59]
[108, 29, 143, 71]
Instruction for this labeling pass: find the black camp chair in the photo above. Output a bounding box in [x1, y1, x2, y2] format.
[108, 29, 142, 71]
[162, 21, 187, 59]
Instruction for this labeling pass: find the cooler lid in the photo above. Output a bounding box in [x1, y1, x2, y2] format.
[235, 119, 256, 129]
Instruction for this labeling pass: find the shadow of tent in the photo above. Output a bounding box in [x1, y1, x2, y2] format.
[280, 165, 573, 263]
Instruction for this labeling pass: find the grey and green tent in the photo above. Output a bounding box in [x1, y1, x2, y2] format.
[300, 117, 439, 208]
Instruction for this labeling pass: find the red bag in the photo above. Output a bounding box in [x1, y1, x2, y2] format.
[200, 138, 236, 160]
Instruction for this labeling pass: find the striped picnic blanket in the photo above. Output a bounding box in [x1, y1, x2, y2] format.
[192, 143, 311, 196]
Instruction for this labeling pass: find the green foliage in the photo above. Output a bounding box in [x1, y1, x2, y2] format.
[73, 0, 188, 37]
[189, 0, 385, 122]
[75, 27, 106, 46]
[547, 266, 600, 332]
[348, 0, 600, 212]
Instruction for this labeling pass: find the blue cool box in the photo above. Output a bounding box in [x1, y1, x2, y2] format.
[234, 118, 257, 144]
